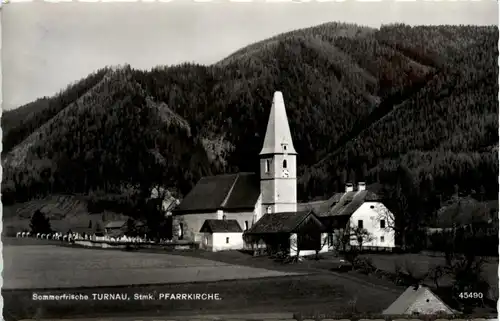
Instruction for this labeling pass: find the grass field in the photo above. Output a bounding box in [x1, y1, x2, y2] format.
[3, 237, 405, 321]
[3, 237, 303, 290]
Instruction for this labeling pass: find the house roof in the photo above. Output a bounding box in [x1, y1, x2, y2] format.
[297, 190, 380, 217]
[260, 91, 297, 156]
[200, 219, 243, 233]
[104, 220, 127, 229]
[245, 210, 324, 234]
[174, 173, 260, 214]
[382, 285, 454, 315]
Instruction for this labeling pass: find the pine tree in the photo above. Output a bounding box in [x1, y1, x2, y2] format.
[30, 210, 52, 234]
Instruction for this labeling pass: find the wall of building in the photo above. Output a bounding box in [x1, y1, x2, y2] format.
[253, 194, 263, 224]
[289, 233, 329, 257]
[173, 212, 218, 243]
[200, 232, 213, 250]
[212, 232, 244, 251]
[260, 153, 297, 214]
[349, 202, 396, 248]
[223, 211, 255, 232]
[406, 289, 454, 315]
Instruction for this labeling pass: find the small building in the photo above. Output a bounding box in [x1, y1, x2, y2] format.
[199, 219, 244, 252]
[244, 210, 328, 257]
[382, 285, 455, 316]
[104, 220, 127, 237]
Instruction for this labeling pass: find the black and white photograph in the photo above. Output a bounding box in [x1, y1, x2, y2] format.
[1, 1, 499, 320]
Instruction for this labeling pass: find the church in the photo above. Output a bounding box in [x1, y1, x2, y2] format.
[172, 91, 395, 254]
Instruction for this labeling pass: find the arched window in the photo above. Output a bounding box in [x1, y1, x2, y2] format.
[265, 159, 271, 173]
[283, 159, 287, 168]
[266, 206, 272, 214]
[179, 223, 184, 240]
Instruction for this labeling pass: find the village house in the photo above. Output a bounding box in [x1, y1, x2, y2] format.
[298, 182, 397, 251]
[104, 220, 128, 238]
[173, 91, 396, 254]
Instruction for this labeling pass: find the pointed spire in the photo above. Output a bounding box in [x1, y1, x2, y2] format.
[260, 91, 297, 156]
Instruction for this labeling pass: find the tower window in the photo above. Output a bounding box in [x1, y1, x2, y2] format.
[358, 220, 363, 229]
[226, 237, 230, 244]
[284, 145, 287, 150]
[283, 159, 287, 168]
[245, 221, 249, 230]
[265, 159, 270, 173]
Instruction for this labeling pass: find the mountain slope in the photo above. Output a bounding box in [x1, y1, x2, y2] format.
[2, 23, 498, 212]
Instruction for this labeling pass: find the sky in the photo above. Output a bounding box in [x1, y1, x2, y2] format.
[2, 0, 498, 111]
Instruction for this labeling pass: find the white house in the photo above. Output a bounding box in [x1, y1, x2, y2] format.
[298, 182, 397, 251]
[199, 219, 244, 252]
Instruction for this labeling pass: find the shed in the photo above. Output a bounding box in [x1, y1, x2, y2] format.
[199, 219, 244, 252]
[244, 210, 328, 257]
[383, 285, 455, 316]
[104, 220, 127, 237]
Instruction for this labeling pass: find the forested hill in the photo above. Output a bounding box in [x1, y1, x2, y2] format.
[2, 23, 498, 213]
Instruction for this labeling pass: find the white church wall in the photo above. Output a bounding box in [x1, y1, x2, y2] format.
[223, 211, 255, 232]
[212, 232, 244, 251]
[349, 202, 396, 248]
[174, 212, 218, 243]
[253, 193, 263, 224]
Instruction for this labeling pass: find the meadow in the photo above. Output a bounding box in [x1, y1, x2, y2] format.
[3, 237, 403, 321]
[3, 237, 302, 290]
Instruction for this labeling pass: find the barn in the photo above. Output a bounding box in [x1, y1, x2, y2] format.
[244, 209, 328, 257]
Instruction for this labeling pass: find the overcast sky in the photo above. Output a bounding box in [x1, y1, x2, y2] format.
[2, 0, 498, 110]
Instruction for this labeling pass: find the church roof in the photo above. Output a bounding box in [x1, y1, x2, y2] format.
[260, 91, 297, 156]
[245, 210, 324, 234]
[200, 219, 243, 233]
[174, 173, 260, 214]
[297, 190, 380, 217]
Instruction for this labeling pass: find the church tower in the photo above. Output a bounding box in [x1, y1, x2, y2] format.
[259, 91, 297, 214]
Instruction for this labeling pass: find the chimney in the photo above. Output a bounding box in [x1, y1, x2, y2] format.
[358, 182, 366, 191]
[345, 183, 354, 193]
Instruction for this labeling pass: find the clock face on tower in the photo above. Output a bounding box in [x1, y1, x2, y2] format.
[282, 169, 290, 178]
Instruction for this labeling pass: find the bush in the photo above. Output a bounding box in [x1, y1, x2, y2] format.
[353, 257, 376, 274]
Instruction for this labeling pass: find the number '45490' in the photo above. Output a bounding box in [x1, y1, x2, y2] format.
[458, 292, 483, 299]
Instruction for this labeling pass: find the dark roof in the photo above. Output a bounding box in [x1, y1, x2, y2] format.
[297, 190, 380, 217]
[223, 173, 261, 209]
[104, 220, 127, 229]
[245, 210, 323, 234]
[322, 190, 380, 217]
[383, 285, 454, 315]
[174, 173, 260, 214]
[200, 219, 243, 233]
